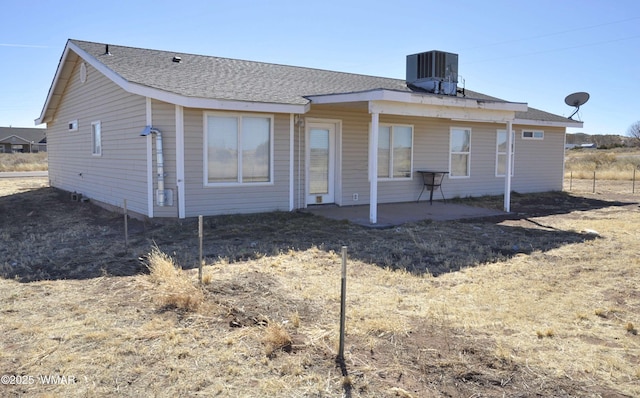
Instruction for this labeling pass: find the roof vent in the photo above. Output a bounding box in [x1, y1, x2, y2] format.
[104, 44, 111, 56]
[172, 56, 182, 63]
[406, 51, 458, 95]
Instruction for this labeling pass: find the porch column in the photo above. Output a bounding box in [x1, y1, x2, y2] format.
[175, 105, 186, 219]
[369, 112, 379, 224]
[504, 120, 513, 212]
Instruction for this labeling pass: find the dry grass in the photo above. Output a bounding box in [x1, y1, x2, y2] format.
[565, 147, 640, 179]
[144, 245, 204, 311]
[0, 152, 48, 172]
[0, 177, 639, 396]
[262, 322, 293, 357]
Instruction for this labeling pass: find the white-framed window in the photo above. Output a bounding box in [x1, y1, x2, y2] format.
[68, 120, 78, 132]
[449, 127, 471, 177]
[377, 124, 413, 179]
[522, 130, 544, 140]
[91, 121, 101, 156]
[204, 112, 273, 185]
[496, 130, 515, 177]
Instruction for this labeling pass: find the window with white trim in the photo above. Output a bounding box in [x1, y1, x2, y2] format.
[496, 130, 515, 177]
[522, 130, 544, 140]
[204, 113, 273, 184]
[449, 127, 471, 177]
[91, 121, 101, 156]
[377, 124, 413, 179]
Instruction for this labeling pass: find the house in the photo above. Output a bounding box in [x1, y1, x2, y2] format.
[36, 39, 581, 223]
[0, 127, 47, 153]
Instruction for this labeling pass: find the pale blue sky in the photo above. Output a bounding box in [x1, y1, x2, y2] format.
[1, 0, 639, 135]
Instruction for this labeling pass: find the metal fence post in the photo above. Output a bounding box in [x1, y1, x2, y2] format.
[337, 246, 347, 361]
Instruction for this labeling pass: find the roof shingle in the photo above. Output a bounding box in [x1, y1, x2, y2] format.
[70, 40, 575, 124]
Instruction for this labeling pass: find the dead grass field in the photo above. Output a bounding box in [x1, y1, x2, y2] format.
[1, 177, 639, 397]
[0, 153, 48, 172]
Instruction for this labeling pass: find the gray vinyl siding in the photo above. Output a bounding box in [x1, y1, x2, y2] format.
[511, 126, 565, 193]
[301, 107, 566, 206]
[45, 57, 566, 219]
[47, 60, 148, 214]
[182, 111, 291, 217]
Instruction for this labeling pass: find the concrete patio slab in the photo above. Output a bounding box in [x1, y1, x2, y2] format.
[303, 201, 507, 227]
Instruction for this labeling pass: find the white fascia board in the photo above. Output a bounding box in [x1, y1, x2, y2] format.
[66, 41, 308, 115]
[35, 44, 74, 125]
[307, 90, 384, 104]
[369, 100, 516, 123]
[513, 118, 583, 128]
[131, 85, 308, 114]
[308, 89, 528, 112]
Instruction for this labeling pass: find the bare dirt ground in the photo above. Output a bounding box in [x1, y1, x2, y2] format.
[1, 177, 639, 397]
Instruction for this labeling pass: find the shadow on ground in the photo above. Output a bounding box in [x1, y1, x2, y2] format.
[1, 188, 636, 282]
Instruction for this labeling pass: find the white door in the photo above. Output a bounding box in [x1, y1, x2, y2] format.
[307, 123, 335, 205]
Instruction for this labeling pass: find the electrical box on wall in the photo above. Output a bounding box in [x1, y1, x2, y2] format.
[156, 189, 174, 206]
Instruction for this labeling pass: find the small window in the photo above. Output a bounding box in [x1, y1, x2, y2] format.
[91, 121, 101, 156]
[450, 128, 471, 177]
[377, 124, 413, 179]
[522, 130, 544, 140]
[68, 120, 78, 132]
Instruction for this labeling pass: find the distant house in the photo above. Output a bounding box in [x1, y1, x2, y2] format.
[0, 127, 46, 153]
[36, 39, 582, 223]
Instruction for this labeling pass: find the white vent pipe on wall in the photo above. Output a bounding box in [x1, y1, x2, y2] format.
[140, 126, 165, 206]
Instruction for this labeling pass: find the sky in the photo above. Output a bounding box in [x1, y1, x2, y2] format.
[1, 0, 639, 135]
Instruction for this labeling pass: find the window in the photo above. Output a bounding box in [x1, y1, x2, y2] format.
[205, 113, 273, 184]
[450, 128, 471, 177]
[377, 124, 413, 179]
[91, 121, 101, 156]
[522, 130, 544, 140]
[496, 130, 515, 176]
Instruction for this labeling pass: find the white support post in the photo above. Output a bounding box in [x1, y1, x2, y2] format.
[145, 97, 154, 218]
[369, 112, 379, 224]
[289, 114, 295, 211]
[504, 120, 513, 212]
[176, 105, 186, 219]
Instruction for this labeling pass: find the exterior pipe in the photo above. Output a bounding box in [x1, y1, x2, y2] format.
[140, 126, 165, 206]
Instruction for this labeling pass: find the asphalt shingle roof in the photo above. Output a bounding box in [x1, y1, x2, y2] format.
[70, 40, 573, 124]
[0, 127, 46, 143]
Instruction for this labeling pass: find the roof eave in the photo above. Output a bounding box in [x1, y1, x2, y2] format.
[36, 42, 75, 125]
[38, 40, 309, 119]
[513, 118, 583, 128]
[128, 83, 309, 114]
[307, 89, 528, 112]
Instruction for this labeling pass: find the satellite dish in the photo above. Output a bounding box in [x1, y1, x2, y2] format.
[564, 92, 590, 120]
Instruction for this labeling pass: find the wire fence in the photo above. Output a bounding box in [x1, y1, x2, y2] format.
[564, 170, 639, 195]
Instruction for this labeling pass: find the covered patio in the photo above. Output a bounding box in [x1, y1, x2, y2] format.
[304, 200, 507, 228]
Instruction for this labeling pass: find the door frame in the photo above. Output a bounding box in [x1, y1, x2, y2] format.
[305, 118, 342, 207]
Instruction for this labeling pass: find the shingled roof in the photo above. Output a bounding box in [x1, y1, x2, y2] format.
[0, 127, 46, 143]
[43, 39, 578, 126]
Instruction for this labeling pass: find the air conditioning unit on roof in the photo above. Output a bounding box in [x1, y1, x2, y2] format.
[406, 50, 458, 95]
